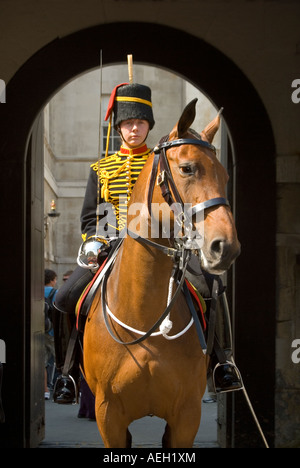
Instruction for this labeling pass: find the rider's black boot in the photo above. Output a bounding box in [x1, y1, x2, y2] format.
[52, 307, 81, 405]
[53, 374, 77, 404]
[212, 360, 243, 393]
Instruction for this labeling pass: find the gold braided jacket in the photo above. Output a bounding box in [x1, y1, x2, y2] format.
[81, 144, 151, 240]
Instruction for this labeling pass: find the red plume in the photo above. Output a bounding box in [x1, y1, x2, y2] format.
[104, 83, 129, 121]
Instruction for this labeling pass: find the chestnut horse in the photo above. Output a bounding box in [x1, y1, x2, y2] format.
[83, 99, 240, 447]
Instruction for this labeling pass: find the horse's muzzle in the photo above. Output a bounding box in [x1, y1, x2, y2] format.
[201, 238, 241, 274]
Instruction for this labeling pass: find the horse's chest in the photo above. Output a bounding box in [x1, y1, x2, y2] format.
[110, 350, 184, 394]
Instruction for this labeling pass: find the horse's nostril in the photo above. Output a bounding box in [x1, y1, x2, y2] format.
[210, 239, 232, 260]
[211, 239, 225, 255]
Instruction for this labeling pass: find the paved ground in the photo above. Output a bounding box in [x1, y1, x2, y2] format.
[39, 388, 219, 448]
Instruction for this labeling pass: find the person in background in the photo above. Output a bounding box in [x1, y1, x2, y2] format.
[44, 269, 57, 400]
[62, 270, 73, 283]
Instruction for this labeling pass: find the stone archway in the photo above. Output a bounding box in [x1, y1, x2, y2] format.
[0, 22, 275, 447]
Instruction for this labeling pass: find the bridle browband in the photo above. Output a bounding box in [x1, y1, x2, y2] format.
[156, 137, 216, 153]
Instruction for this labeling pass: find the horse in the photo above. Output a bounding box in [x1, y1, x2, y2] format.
[83, 99, 240, 448]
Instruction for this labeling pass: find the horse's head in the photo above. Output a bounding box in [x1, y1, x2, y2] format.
[163, 98, 241, 274]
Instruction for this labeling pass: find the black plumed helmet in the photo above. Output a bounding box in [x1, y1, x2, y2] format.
[109, 83, 155, 130]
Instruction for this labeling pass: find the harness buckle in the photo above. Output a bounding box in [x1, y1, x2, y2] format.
[157, 170, 166, 186]
[166, 247, 177, 259]
[175, 210, 186, 228]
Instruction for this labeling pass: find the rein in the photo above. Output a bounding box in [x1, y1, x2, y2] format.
[101, 136, 228, 347]
[101, 249, 191, 346]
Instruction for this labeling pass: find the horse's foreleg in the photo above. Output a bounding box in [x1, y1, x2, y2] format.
[162, 405, 202, 448]
[95, 396, 132, 448]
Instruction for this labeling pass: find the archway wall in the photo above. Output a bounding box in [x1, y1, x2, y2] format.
[0, 2, 299, 448]
[1, 1, 299, 155]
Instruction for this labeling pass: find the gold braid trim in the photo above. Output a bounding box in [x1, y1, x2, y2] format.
[90, 149, 151, 231]
[99, 156, 134, 202]
[115, 96, 152, 107]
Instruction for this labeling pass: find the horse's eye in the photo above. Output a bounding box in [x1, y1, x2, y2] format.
[179, 165, 194, 176]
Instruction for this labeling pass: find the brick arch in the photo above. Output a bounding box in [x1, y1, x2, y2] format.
[0, 22, 275, 447]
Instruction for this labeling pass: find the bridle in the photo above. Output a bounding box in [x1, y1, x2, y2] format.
[128, 134, 230, 258]
[101, 135, 230, 346]
[152, 136, 229, 240]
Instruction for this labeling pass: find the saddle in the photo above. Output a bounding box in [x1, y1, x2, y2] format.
[184, 279, 207, 332]
[75, 258, 108, 333]
[75, 237, 123, 332]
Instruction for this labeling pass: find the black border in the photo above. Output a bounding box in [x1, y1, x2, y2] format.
[0, 22, 276, 447]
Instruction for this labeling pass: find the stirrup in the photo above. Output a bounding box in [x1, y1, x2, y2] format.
[53, 373, 78, 404]
[212, 360, 244, 394]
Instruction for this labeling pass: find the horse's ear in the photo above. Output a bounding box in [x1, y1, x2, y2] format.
[176, 98, 197, 137]
[200, 108, 223, 143]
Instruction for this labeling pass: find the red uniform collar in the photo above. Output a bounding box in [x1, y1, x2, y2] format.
[118, 144, 149, 156]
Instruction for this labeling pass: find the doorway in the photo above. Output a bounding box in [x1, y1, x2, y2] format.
[0, 22, 276, 447]
[43, 63, 229, 446]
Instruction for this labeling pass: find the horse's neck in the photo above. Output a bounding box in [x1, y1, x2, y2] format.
[107, 235, 173, 323]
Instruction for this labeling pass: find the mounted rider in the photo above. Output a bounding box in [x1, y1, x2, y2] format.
[53, 82, 155, 403]
[53, 81, 242, 405]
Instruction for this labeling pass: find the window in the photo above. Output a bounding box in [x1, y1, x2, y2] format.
[102, 125, 121, 156]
